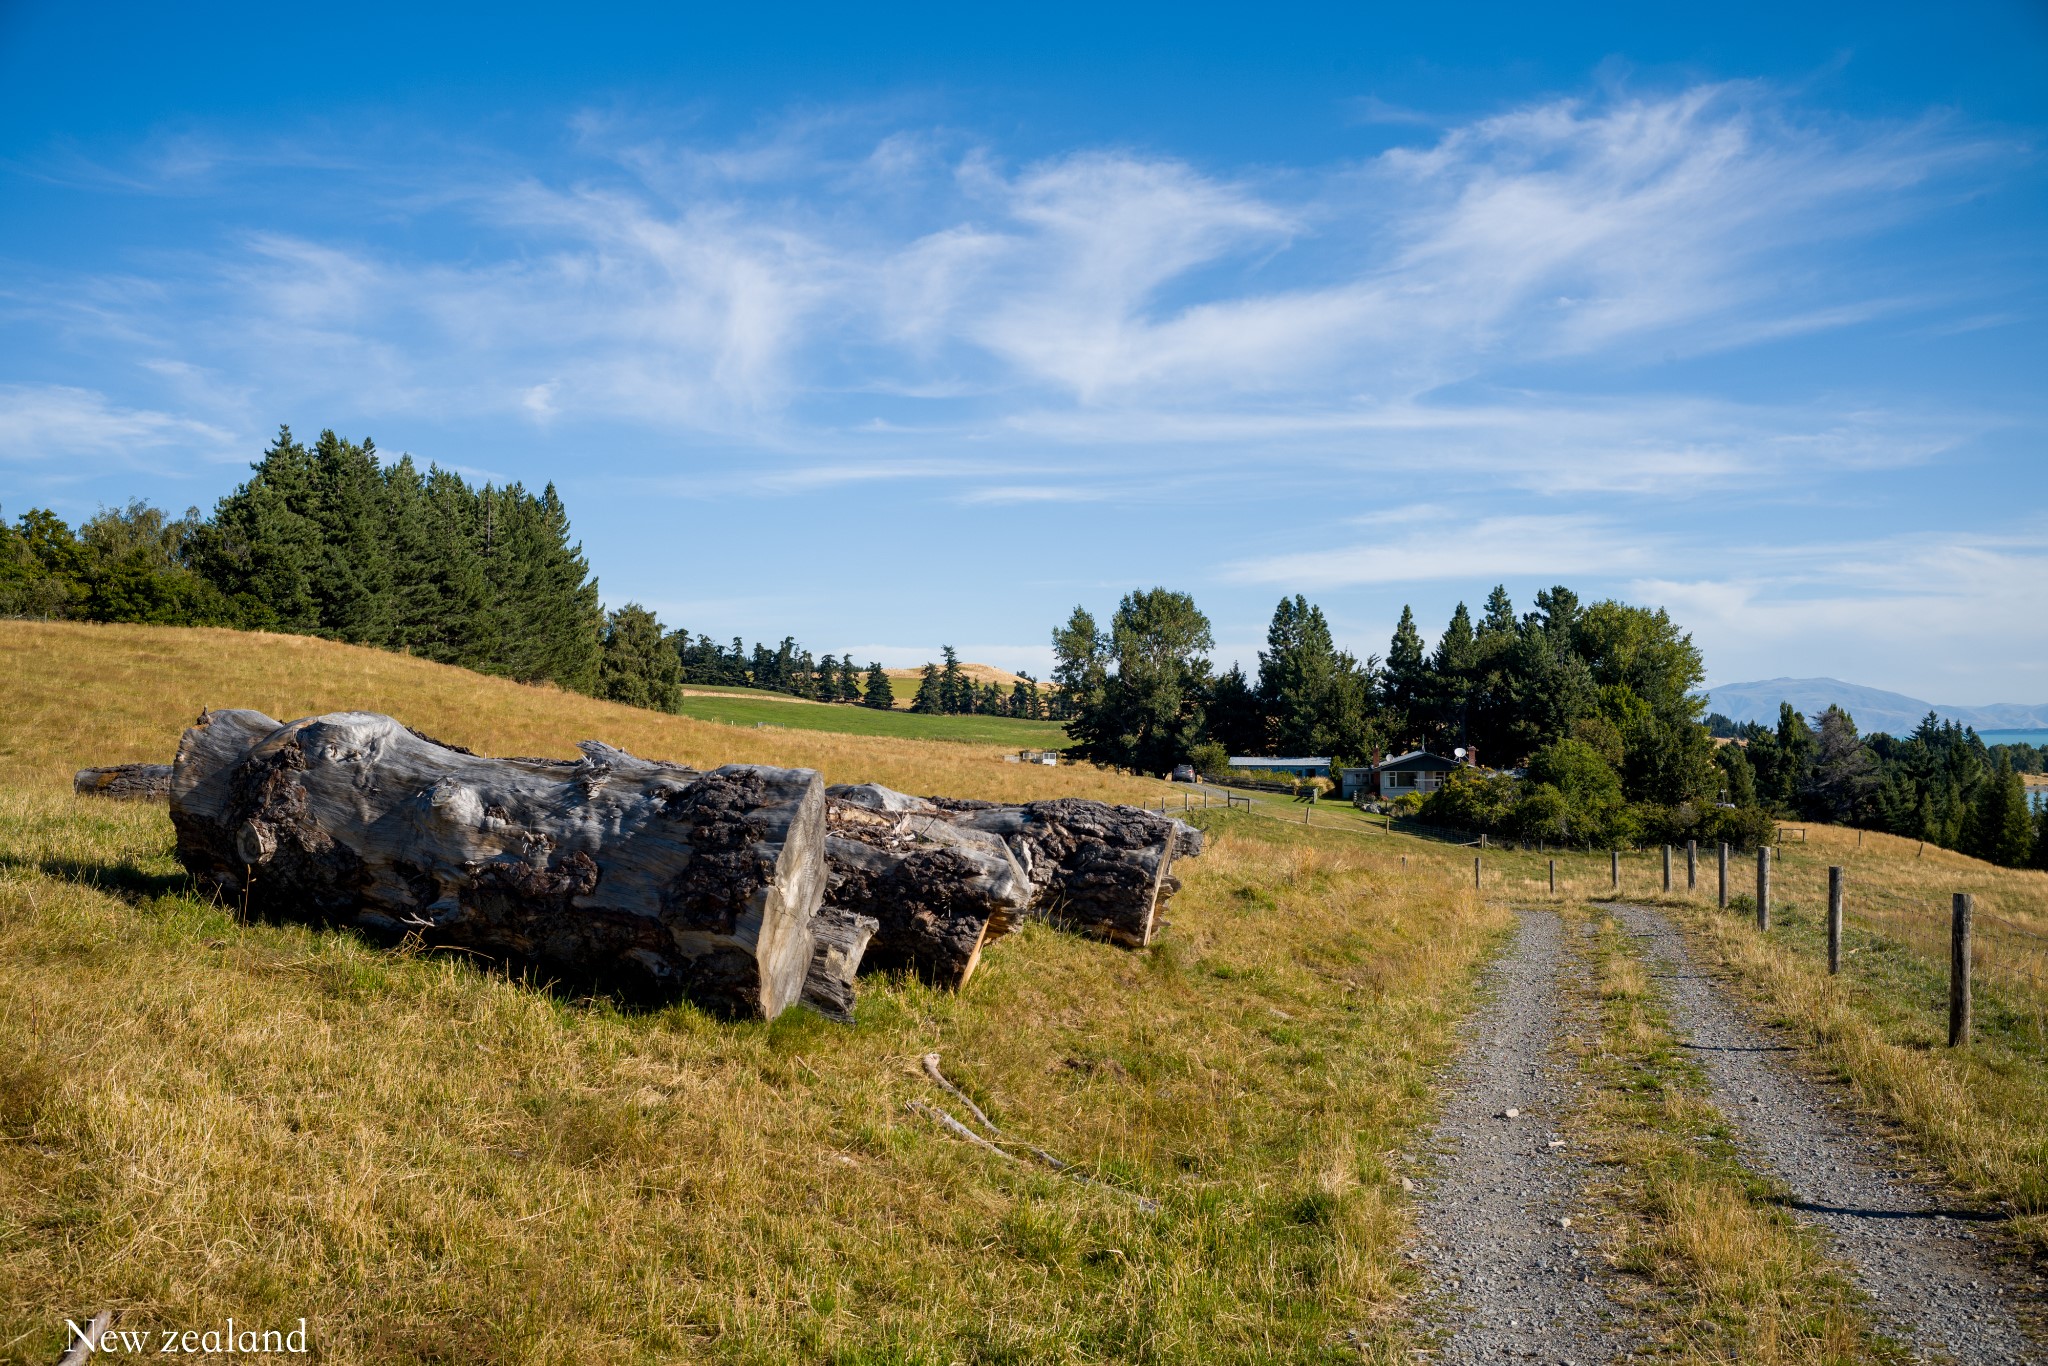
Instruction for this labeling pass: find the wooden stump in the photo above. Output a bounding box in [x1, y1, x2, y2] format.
[73, 763, 173, 801]
[800, 905, 880, 1022]
[169, 708, 827, 1019]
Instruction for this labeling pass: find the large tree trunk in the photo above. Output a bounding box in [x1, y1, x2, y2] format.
[827, 785, 1196, 952]
[74, 763, 173, 801]
[822, 787, 1035, 990]
[169, 709, 826, 1019]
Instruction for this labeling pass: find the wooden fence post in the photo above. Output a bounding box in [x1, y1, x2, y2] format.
[1473, 856, 1482, 889]
[1756, 846, 1771, 931]
[1611, 849, 1619, 891]
[1828, 866, 1844, 975]
[1718, 841, 1729, 909]
[1950, 893, 1972, 1047]
[1662, 845, 1672, 892]
[1687, 840, 1697, 892]
[1549, 858, 1556, 895]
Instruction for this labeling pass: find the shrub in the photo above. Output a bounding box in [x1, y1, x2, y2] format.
[1420, 767, 1520, 833]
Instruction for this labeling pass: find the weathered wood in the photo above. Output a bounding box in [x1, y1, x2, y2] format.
[926, 795, 1194, 949]
[169, 708, 826, 1019]
[1950, 892, 1972, 1047]
[800, 905, 879, 1022]
[825, 785, 1197, 958]
[73, 763, 172, 801]
[1828, 865, 1845, 975]
[1756, 845, 1772, 931]
[822, 787, 1035, 990]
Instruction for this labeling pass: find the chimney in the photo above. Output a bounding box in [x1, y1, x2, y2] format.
[1465, 744, 1478, 769]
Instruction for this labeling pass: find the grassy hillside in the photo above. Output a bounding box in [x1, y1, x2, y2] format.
[0, 622, 1094, 802]
[671, 687, 1071, 749]
[0, 620, 1503, 1363]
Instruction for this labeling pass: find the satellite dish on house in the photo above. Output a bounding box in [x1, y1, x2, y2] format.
[1454, 747, 1467, 759]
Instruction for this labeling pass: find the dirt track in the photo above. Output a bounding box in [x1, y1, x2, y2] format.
[1406, 903, 2042, 1363]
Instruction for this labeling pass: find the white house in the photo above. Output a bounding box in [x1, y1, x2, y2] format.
[1340, 749, 1465, 800]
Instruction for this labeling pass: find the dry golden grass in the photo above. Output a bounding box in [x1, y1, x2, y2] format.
[1574, 910, 1898, 1364]
[0, 621, 1507, 1364]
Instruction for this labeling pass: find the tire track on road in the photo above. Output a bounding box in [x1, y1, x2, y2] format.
[1407, 909, 1645, 1364]
[1610, 902, 2039, 1365]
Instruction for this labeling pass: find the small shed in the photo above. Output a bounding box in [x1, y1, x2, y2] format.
[1359, 749, 1464, 799]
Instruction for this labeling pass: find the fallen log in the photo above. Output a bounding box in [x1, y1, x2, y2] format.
[828, 786, 1195, 950]
[73, 763, 172, 801]
[168, 708, 827, 1019]
[823, 789, 1034, 990]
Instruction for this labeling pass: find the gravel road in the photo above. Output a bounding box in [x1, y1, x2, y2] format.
[1408, 910, 1642, 1363]
[1610, 902, 2040, 1364]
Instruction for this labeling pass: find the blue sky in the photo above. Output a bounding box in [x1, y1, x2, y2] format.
[3, 1, 2044, 703]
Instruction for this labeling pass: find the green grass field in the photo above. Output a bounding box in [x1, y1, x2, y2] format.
[673, 688, 1072, 748]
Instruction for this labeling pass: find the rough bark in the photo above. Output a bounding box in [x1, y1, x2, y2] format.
[800, 905, 880, 1022]
[828, 785, 1195, 950]
[73, 763, 173, 801]
[169, 708, 826, 1019]
[823, 787, 1035, 990]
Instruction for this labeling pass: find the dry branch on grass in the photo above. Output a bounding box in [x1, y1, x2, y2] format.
[910, 1053, 1160, 1211]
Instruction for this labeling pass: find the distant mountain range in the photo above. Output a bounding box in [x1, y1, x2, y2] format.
[1703, 678, 2048, 737]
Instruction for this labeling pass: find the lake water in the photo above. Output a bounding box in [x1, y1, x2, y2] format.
[1979, 729, 2048, 747]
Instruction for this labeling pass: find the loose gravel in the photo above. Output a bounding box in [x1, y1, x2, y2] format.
[1407, 910, 1643, 1364]
[1610, 901, 2040, 1365]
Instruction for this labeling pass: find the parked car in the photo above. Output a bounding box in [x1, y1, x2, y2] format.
[1170, 764, 1197, 783]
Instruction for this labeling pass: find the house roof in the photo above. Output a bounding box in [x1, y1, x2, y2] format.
[1375, 750, 1464, 772]
[1226, 756, 1331, 767]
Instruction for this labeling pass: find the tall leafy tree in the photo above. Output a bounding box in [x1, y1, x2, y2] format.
[1066, 588, 1213, 773]
[1051, 606, 1108, 721]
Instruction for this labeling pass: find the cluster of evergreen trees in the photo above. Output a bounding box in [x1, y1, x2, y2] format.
[904, 646, 1049, 719]
[1053, 584, 1774, 849]
[2, 427, 604, 689]
[1711, 706, 2048, 869]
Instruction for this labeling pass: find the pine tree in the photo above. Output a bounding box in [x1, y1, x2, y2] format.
[1383, 605, 1429, 743]
[979, 681, 1003, 715]
[597, 603, 682, 712]
[816, 654, 838, 701]
[1009, 676, 1037, 718]
[189, 424, 321, 631]
[838, 655, 862, 703]
[1965, 756, 2034, 867]
[911, 662, 946, 714]
[862, 661, 895, 710]
[306, 429, 393, 645]
[938, 645, 968, 715]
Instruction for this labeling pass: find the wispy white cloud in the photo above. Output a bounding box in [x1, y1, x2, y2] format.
[1225, 512, 1651, 588]
[0, 383, 240, 467]
[1635, 532, 2048, 700]
[30, 79, 1994, 478]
